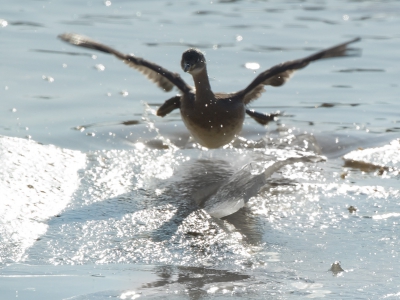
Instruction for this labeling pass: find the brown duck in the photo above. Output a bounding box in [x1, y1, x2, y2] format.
[59, 33, 360, 148]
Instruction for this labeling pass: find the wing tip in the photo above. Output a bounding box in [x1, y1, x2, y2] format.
[58, 32, 99, 47]
[58, 32, 77, 41]
[346, 37, 361, 44]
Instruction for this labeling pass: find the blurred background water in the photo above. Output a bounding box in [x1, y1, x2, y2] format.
[0, 0, 399, 299]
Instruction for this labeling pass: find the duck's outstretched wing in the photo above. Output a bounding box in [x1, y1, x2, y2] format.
[58, 33, 192, 94]
[157, 95, 181, 117]
[236, 37, 361, 104]
[245, 109, 281, 125]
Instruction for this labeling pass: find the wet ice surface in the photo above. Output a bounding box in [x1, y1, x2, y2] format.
[0, 136, 86, 264]
[1, 0, 400, 298]
[344, 139, 400, 171]
[1, 131, 399, 299]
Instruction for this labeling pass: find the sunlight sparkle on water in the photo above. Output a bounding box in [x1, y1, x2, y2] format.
[120, 290, 141, 299]
[95, 64, 105, 71]
[42, 75, 54, 82]
[245, 62, 260, 70]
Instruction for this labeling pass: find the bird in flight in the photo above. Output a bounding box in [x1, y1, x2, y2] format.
[59, 33, 360, 148]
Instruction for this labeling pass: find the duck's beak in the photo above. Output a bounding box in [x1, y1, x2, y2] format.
[183, 62, 191, 73]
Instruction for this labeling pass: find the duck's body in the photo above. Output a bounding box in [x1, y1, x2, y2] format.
[180, 92, 245, 148]
[59, 33, 361, 148]
[178, 60, 246, 148]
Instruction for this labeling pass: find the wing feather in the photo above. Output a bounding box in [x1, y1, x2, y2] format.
[237, 37, 361, 104]
[58, 33, 191, 94]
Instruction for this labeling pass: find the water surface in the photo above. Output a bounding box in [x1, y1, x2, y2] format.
[0, 0, 399, 299]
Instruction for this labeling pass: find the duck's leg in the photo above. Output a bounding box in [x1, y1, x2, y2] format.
[156, 95, 181, 117]
[245, 109, 281, 125]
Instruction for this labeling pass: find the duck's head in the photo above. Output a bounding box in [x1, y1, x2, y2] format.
[181, 48, 206, 75]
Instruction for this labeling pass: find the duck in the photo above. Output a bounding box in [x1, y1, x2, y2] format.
[58, 33, 360, 148]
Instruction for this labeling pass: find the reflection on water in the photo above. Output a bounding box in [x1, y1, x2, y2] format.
[142, 265, 251, 299]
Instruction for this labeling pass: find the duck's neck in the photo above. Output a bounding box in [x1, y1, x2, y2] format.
[192, 68, 214, 103]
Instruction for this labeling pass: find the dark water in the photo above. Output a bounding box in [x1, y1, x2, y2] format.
[0, 0, 399, 299]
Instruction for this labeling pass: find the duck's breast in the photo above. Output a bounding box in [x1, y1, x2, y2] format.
[180, 96, 245, 148]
